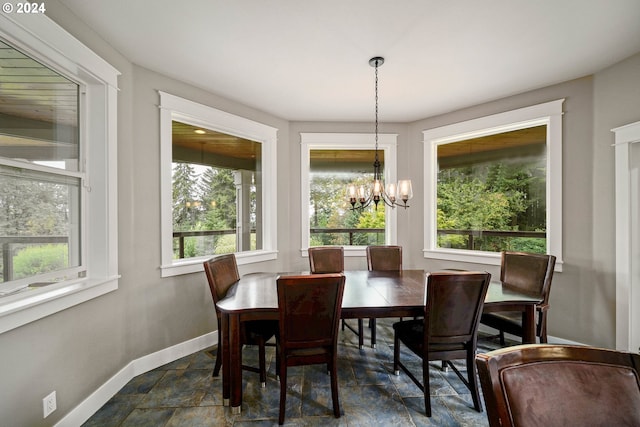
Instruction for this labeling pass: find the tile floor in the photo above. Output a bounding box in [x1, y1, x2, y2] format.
[83, 319, 512, 426]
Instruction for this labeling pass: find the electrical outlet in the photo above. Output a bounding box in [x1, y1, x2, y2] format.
[43, 391, 56, 418]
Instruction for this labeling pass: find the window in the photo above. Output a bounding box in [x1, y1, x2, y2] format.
[423, 100, 563, 268]
[300, 133, 399, 256]
[159, 92, 278, 277]
[0, 13, 119, 333]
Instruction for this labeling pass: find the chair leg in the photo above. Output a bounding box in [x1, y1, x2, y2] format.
[393, 332, 400, 375]
[467, 350, 482, 412]
[423, 356, 431, 417]
[329, 355, 341, 418]
[358, 319, 364, 349]
[499, 330, 505, 345]
[258, 338, 267, 387]
[539, 317, 548, 343]
[278, 362, 287, 425]
[212, 333, 222, 377]
[370, 318, 376, 348]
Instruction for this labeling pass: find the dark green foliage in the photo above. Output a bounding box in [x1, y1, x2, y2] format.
[437, 159, 546, 253]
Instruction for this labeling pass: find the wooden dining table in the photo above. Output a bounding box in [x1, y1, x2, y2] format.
[215, 269, 542, 413]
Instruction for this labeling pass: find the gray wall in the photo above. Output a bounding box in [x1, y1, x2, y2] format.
[0, 1, 638, 425]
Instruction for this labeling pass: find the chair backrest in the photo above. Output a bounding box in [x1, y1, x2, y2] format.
[500, 251, 556, 305]
[308, 246, 344, 273]
[203, 254, 240, 311]
[476, 344, 640, 427]
[276, 273, 346, 350]
[425, 271, 491, 345]
[366, 245, 402, 271]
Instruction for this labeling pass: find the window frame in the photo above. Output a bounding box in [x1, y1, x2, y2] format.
[300, 132, 399, 257]
[159, 92, 278, 277]
[0, 13, 120, 334]
[422, 100, 564, 270]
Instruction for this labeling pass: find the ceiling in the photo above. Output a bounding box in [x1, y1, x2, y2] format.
[57, 0, 640, 122]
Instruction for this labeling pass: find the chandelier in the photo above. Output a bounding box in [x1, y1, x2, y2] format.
[346, 57, 413, 210]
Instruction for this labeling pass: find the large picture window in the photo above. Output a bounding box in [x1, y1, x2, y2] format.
[301, 133, 399, 256]
[171, 121, 262, 258]
[423, 100, 563, 268]
[159, 93, 277, 277]
[0, 13, 119, 333]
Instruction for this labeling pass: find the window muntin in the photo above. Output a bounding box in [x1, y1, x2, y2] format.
[171, 121, 262, 258]
[301, 133, 399, 257]
[159, 92, 278, 277]
[436, 125, 547, 253]
[423, 100, 563, 268]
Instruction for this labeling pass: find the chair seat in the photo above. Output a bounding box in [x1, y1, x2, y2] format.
[481, 312, 525, 335]
[393, 319, 424, 342]
[243, 320, 278, 343]
[393, 319, 468, 354]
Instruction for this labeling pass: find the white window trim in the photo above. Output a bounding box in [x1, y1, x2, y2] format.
[0, 13, 120, 334]
[300, 132, 399, 257]
[422, 100, 564, 270]
[612, 120, 640, 352]
[159, 92, 278, 277]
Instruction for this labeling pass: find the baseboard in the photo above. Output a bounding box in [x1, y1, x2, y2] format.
[55, 331, 217, 427]
[478, 325, 586, 346]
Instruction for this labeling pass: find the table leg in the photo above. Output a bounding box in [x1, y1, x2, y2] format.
[522, 305, 536, 344]
[221, 312, 230, 406]
[228, 312, 243, 413]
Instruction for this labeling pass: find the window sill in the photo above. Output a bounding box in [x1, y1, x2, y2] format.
[160, 250, 279, 277]
[0, 276, 119, 334]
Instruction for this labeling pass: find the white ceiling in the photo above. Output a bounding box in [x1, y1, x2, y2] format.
[59, 0, 640, 122]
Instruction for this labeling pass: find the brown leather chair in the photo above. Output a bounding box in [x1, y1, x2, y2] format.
[308, 246, 344, 273]
[307, 246, 366, 347]
[203, 254, 277, 387]
[393, 271, 492, 417]
[366, 245, 403, 347]
[367, 245, 402, 272]
[476, 344, 640, 427]
[480, 251, 556, 344]
[276, 273, 346, 425]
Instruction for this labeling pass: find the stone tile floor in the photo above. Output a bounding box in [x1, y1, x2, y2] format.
[83, 319, 513, 426]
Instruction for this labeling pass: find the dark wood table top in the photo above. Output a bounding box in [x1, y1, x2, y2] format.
[216, 270, 543, 315]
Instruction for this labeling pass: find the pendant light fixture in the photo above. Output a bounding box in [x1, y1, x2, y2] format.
[346, 57, 413, 210]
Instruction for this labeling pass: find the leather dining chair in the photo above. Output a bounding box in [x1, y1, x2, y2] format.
[393, 271, 492, 417]
[480, 251, 556, 344]
[308, 246, 344, 274]
[276, 273, 346, 425]
[366, 245, 403, 348]
[203, 254, 278, 387]
[307, 246, 365, 347]
[476, 344, 640, 427]
[366, 245, 402, 272]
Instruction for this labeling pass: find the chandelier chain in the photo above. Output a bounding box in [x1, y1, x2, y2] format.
[374, 59, 379, 152]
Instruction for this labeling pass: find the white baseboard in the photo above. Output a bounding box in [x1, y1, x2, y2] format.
[56, 331, 217, 427]
[478, 325, 585, 346]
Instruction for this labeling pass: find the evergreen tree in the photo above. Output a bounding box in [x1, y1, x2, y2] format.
[200, 167, 236, 230]
[172, 162, 199, 231]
